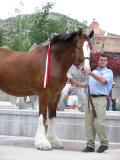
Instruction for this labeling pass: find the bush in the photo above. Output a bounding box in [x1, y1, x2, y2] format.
[91, 52, 120, 76]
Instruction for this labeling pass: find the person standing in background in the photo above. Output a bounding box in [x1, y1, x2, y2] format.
[57, 59, 86, 111]
[106, 81, 116, 111]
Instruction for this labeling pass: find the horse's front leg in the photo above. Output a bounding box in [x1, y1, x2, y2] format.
[35, 94, 52, 150]
[35, 92, 63, 150]
[35, 114, 52, 150]
[46, 117, 64, 149]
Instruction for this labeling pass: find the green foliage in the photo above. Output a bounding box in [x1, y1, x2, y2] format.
[116, 101, 120, 111]
[29, 2, 56, 44]
[9, 36, 30, 51]
[1, 14, 31, 51]
[0, 2, 87, 51]
[29, 17, 68, 44]
[0, 29, 3, 46]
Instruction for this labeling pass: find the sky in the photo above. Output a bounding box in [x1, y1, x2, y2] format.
[0, 0, 120, 35]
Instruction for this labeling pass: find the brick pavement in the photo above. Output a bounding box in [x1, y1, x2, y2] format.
[0, 135, 120, 151]
[0, 135, 120, 160]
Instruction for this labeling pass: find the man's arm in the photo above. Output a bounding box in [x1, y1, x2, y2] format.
[89, 71, 107, 84]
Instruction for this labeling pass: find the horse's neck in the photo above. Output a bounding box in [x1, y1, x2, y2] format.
[51, 42, 76, 77]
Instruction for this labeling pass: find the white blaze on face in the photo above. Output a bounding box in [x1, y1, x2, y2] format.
[82, 41, 90, 70]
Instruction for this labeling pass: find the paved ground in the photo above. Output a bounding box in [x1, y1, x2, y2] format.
[0, 135, 120, 160]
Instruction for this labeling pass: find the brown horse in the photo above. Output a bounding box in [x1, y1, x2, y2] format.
[0, 29, 94, 150]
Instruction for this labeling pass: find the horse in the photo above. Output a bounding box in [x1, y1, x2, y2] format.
[0, 29, 94, 150]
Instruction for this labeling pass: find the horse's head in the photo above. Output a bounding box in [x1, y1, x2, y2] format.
[75, 29, 94, 74]
[49, 29, 93, 77]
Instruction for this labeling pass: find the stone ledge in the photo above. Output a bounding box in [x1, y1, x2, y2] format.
[0, 108, 119, 142]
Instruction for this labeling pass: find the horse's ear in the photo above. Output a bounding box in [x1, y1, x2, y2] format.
[77, 28, 83, 36]
[89, 30, 94, 38]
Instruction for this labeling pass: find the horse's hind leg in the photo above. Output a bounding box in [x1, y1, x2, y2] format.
[35, 94, 52, 150]
[46, 97, 64, 149]
[47, 117, 64, 149]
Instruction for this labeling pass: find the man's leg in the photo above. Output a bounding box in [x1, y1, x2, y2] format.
[83, 103, 96, 152]
[94, 97, 109, 153]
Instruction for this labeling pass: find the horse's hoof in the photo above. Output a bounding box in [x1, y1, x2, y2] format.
[35, 138, 52, 150]
[52, 143, 64, 149]
[37, 146, 52, 151]
[35, 144, 52, 150]
[50, 140, 64, 149]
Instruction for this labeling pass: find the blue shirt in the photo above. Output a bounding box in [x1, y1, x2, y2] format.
[89, 67, 113, 96]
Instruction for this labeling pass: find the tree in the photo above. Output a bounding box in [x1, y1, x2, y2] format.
[0, 1, 87, 51]
[1, 1, 31, 51]
[7, 16, 30, 51]
[0, 29, 3, 46]
[29, 2, 84, 45]
[29, 2, 54, 44]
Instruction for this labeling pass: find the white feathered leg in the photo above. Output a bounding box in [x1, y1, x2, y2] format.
[35, 115, 52, 150]
[46, 117, 64, 149]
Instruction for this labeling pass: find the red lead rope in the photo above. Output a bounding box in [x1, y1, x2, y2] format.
[44, 44, 51, 88]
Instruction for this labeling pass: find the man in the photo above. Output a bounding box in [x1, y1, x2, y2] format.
[69, 54, 113, 153]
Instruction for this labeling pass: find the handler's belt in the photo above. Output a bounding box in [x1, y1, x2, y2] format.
[91, 95, 106, 97]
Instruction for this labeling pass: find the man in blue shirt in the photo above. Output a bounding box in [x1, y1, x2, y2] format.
[68, 54, 113, 153]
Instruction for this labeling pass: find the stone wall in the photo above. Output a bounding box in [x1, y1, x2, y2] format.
[0, 91, 30, 109]
[0, 108, 120, 143]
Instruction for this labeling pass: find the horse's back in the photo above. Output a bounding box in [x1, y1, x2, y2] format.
[0, 47, 27, 60]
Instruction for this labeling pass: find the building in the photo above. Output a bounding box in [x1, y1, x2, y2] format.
[89, 19, 120, 54]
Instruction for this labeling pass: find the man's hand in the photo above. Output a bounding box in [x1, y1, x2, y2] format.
[84, 67, 92, 76]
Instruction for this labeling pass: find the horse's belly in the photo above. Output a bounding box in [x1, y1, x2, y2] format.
[0, 86, 37, 97]
[0, 76, 39, 96]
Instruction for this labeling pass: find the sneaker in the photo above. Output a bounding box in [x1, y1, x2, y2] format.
[82, 146, 95, 152]
[96, 145, 108, 153]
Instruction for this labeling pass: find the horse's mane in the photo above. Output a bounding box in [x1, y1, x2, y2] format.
[50, 29, 82, 43]
[33, 31, 79, 49]
[30, 29, 83, 49]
